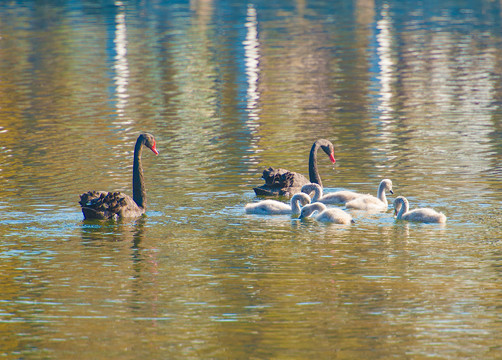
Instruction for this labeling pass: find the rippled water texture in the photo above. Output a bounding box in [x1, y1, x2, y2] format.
[1, 0, 502, 358]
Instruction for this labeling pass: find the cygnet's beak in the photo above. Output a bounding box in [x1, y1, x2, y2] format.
[390, 189, 394, 195]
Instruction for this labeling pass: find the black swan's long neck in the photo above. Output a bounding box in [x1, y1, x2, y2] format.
[308, 142, 322, 187]
[132, 138, 146, 209]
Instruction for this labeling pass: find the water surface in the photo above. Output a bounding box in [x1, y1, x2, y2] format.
[1, 0, 502, 358]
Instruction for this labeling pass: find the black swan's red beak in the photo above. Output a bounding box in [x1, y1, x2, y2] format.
[150, 142, 159, 155]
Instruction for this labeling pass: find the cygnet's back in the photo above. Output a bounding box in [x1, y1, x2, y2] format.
[316, 207, 354, 224]
[301, 183, 364, 204]
[245, 199, 292, 215]
[402, 209, 447, 223]
[299, 202, 354, 225]
[245, 193, 311, 215]
[345, 179, 393, 211]
[393, 196, 446, 223]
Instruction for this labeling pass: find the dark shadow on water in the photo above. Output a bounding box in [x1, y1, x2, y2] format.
[80, 216, 146, 246]
[79, 216, 164, 318]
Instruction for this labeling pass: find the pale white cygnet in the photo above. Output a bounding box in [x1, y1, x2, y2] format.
[393, 196, 446, 223]
[245, 193, 311, 215]
[345, 179, 393, 211]
[298, 202, 354, 225]
[301, 183, 363, 204]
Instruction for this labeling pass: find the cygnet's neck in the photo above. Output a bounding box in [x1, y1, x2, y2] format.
[305, 202, 327, 217]
[396, 197, 409, 219]
[291, 193, 311, 214]
[301, 183, 323, 203]
[377, 181, 390, 205]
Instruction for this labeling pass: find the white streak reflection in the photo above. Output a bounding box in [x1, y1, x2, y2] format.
[376, 3, 394, 119]
[374, 3, 395, 157]
[243, 4, 260, 135]
[113, 1, 130, 122]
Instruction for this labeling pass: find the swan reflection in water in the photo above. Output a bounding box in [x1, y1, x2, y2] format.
[80, 216, 146, 245]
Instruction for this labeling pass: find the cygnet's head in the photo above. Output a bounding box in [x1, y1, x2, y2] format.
[298, 202, 327, 219]
[380, 179, 394, 194]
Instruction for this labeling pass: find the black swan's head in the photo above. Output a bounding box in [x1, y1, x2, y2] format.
[141, 133, 159, 155]
[318, 139, 335, 164]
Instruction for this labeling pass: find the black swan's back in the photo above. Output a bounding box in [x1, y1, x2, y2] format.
[253, 167, 310, 197]
[79, 191, 141, 220]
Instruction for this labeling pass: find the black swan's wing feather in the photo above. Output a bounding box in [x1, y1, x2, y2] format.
[79, 191, 139, 219]
[253, 167, 310, 197]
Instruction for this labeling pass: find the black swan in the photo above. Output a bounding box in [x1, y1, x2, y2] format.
[79, 133, 158, 220]
[253, 139, 336, 197]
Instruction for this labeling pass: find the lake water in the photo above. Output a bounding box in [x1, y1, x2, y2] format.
[1, 0, 502, 358]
